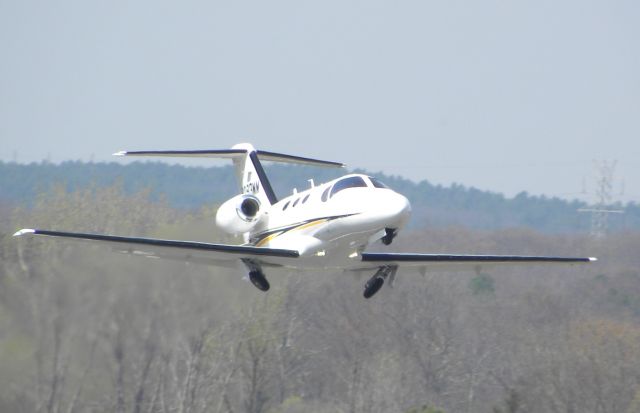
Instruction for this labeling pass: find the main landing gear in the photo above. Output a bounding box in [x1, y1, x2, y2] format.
[241, 260, 397, 298]
[249, 270, 270, 291]
[242, 259, 270, 292]
[363, 265, 398, 299]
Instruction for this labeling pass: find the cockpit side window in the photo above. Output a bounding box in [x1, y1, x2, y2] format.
[369, 177, 389, 189]
[330, 176, 368, 198]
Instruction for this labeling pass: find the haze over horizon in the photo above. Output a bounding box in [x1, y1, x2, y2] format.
[2, 1, 639, 202]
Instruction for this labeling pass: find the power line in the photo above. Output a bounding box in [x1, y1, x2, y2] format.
[578, 160, 624, 238]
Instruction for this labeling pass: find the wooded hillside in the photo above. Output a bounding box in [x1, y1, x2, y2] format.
[2, 160, 638, 233]
[1, 186, 639, 412]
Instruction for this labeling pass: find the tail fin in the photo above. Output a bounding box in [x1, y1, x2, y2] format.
[114, 143, 344, 206]
[230, 143, 278, 206]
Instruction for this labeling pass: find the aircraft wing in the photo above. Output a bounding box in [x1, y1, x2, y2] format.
[13, 229, 299, 267]
[358, 252, 596, 272]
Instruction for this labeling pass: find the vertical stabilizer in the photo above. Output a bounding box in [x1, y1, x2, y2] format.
[230, 143, 278, 206]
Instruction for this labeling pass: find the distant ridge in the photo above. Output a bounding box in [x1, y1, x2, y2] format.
[2, 160, 637, 233]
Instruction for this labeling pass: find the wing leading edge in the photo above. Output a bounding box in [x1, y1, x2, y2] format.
[13, 229, 299, 266]
[359, 252, 595, 271]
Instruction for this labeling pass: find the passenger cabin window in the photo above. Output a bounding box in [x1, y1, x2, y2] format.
[282, 201, 290, 210]
[292, 198, 300, 207]
[369, 177, 389, 189]
[330, 176, 368, 198]
[302, 194, 310, 204]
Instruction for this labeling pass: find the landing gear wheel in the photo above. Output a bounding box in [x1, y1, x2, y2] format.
[362, 265, 398, 299]
[249, 270, 270, 291]
[382, 228, 397, 246]
[363, 276, 384, 299]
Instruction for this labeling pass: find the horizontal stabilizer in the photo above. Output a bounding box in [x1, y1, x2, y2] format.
[113, 149, 245, 159]
[114, 148, 344, 168]
[255, 150, 344, 168]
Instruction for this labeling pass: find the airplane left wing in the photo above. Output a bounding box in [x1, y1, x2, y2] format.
[13, 229, 299, 267]
[352, 252, 596, 298]
[359, 252, 596, 271]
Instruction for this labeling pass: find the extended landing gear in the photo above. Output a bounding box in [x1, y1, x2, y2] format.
[363, 265, 398, 299]
[249, 270, 270, 291]
[242, 259, 270, 292]
[381, 228, 398, 246]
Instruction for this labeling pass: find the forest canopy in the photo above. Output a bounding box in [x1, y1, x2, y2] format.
[2, 160, 637, 233]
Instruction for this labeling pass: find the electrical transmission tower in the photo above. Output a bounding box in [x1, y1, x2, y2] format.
[578, 160, 624, 238]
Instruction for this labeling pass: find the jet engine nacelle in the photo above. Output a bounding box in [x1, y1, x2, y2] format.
[215, 194, 263, 234]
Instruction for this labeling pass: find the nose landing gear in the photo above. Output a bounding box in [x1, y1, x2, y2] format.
[381, 228, 398, 245]
[249, 270, 270, 291]
[363, 265, 398, 299]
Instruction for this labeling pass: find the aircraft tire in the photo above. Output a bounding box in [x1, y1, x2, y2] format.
[249, 270, 270, 291]
[363, 276, 384, 299]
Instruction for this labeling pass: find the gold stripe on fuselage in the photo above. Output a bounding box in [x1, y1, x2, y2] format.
[254, 218, 328, 247]
[255, 231, 283, 247]
[292, 219, 328, 232]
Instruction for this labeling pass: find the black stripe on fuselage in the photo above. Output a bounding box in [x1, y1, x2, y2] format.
[249, 151, 278, 205]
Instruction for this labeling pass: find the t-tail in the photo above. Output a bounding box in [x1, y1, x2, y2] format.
[114, 143, 344, 236]
[115, 143, 343, 204]
[229, 143, 279, 207]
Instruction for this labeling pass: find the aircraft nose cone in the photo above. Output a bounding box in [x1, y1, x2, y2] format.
[394, 193, 411, 222]
[377, 191, 411, 227]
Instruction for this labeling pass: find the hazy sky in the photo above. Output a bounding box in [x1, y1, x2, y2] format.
[1, 0, 639, 202]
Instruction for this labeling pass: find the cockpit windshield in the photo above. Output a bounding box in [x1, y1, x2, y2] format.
[330, 176, 368, 198]
[368, 177, 389, 189]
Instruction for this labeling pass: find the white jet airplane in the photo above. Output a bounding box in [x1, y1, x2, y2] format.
[14, 143, 596, 298]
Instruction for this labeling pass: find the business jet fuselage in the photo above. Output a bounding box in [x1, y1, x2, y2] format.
[240, 174, 410, 264]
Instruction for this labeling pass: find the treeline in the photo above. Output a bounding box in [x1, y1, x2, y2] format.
[1, 186, 640, 412]
[2, 160, 638, 233]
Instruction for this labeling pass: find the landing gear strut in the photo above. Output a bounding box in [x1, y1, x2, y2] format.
[242, 259, 270, 292]
[363, 265, 398, 299]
